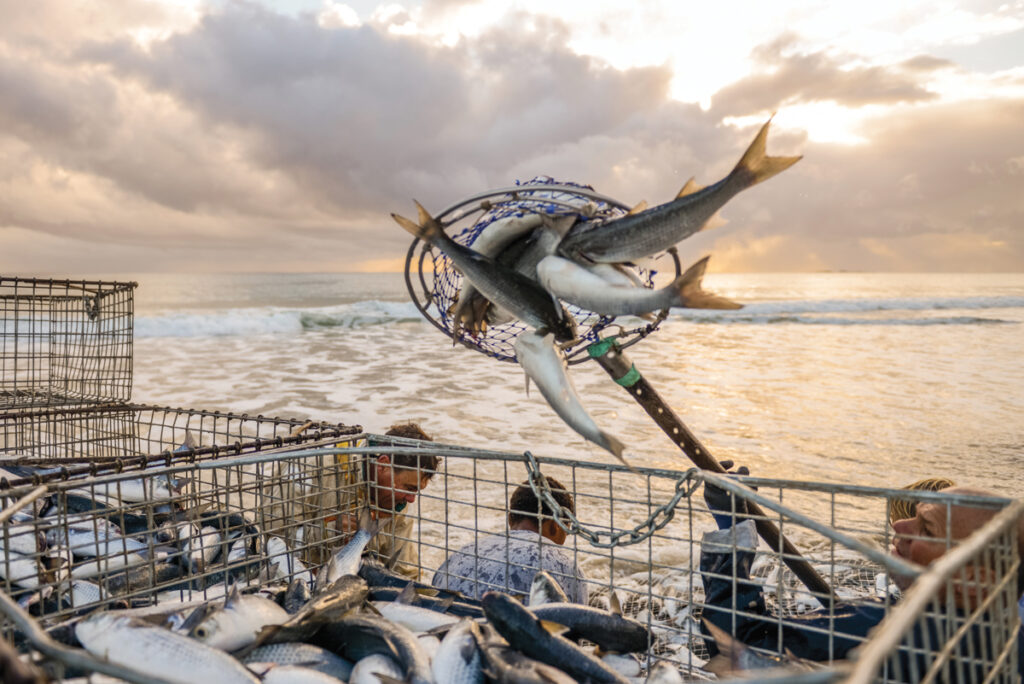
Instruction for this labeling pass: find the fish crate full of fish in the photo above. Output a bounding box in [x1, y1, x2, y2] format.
[0, 277, 138, 410]
[1, 439, 1019, 683]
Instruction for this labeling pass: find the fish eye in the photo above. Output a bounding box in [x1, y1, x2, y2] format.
[195, 627, 208, 638]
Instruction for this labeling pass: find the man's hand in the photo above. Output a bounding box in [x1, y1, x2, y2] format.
[704, 460, 752, 529]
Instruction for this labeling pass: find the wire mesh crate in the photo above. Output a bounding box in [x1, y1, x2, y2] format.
[0, 438, 1019, 684]
[1, 277, 137, 409]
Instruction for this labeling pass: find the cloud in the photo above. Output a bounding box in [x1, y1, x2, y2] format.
[710, 35, 941, 115]
[0, 2, 1021, 274]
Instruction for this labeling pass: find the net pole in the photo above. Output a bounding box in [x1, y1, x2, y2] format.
[588, 337, 839, 605]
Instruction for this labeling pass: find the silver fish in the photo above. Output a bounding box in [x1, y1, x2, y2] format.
[432, 620, 484, 684]
[514, 330, 627, 465]
[242, 643, 353, 681]
[528, 570, 570, 607]
[645, 660, 685, 684]
[191, 586, 290, 652]
[315, 509, 379, 592]
[558, 118, 801, 263]
[452, 213, 545, 339]
[349, 654, 404, 684]
[75, 612, 260, 684]
[250, 664, 345, 684]
[537, 255, 741, 317]
[393, 202, 577, 342]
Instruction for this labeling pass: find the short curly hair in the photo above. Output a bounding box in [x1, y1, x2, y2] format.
[384, 422, 439, 475]
[508, 475, 574, 527]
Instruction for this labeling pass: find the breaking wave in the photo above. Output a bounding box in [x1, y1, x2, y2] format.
[135, 301, 424, 338]
[133, 294, 1022, 338]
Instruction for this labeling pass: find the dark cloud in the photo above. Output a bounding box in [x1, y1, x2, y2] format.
[710, 35, 939, 116]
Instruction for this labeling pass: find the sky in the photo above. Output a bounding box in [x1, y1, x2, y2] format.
[1, 0, 1023, 274]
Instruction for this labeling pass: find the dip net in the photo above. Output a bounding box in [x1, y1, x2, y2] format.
[403, 176, 679, 364]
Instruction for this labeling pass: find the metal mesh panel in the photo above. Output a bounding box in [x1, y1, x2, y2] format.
[0, 277, 136, 409]
[0, 439, 1018, 684]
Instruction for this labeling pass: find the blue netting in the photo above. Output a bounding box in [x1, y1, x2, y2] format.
[405, 177, 671, 364]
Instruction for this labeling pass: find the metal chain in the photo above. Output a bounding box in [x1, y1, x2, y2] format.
[522, 451, 702, 548]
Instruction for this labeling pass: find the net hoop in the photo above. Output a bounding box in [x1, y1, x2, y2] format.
[403, 177, 679, 364]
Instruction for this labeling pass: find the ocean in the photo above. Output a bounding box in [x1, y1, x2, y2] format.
[130, 271, 1024, 494]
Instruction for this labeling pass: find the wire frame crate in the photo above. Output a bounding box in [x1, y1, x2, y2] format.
[0, 439, 1019, 684]
[1, 277, 137, 409]
[0, 403, 362, 483]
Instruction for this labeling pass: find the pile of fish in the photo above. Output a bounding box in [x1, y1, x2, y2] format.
[8, 511, 713, 684]
[0, 442, 312, 618]
[392, 118, 801, 463]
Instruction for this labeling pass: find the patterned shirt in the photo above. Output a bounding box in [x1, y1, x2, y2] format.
[430, 529, 589, 604]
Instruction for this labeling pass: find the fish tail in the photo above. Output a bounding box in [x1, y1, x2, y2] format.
[391, 200, 444, 242]
[358, 507, 380, 538]
[603, 433, 637, 473]
[730, 116, 802, 189]
[672, 256, 743, 310]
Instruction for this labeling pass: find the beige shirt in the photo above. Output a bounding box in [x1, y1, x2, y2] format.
[261, 444, 420, 579]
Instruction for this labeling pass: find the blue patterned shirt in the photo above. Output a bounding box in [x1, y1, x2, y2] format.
[431, 529, 589, 604]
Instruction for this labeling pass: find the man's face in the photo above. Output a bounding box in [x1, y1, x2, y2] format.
[890, 499, 993, 590]
[373, 456, 430, 512]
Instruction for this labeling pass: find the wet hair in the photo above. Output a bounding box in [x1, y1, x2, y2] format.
[384, 422, 439, 476]
[508, 476, 574, 527]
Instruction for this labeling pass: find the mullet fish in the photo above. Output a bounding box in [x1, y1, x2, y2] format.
[557, 118, 801, 263]
[537, 254, 740, 317]
[392, 202, 577, 343]
[513, 330, 627, 465]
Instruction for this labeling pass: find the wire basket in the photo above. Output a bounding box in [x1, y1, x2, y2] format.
[1, 277, 137, 409]
[0, 438, 1017, 683]
[403, 177, 680, 364]
[0, 403, 362, 486]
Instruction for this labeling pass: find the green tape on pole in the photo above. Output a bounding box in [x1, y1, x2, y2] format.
[616, 364, 641, 387]
[586, 337, 617, 358]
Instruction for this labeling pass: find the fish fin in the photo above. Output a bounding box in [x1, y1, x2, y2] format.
[523, 371, 531, 398]
[396, 581, 417, 605]
[385, 540, 407, 570]
[626, 200, 648, 215]
[672, 256, 742, 310]
[702, 617, 746, 666]
[372, 676, 405, 684]
[225, 582, 242, 608]
[183, 430, 197, 449]
[675, 177, 702, 198]
[542, 214, 577, 237]
[602, 433, 632, 469]
[171, 477, 192, 494]
[608, 590, 623, 616]
[637, 312, 657, 321]
[732, 116, 802, 188]
[436, 595, 456, 613]
[539, 620, 571, 637]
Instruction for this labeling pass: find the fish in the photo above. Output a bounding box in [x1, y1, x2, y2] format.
[368, 587, 484, 619]
[480, 591, 631, 684]
[241, 643, 354, 681]
[451, 213, 545, 340]
[348, 653, 405, 684]
[528, 571, 570, 607]
[701, 618, 818, 677]
[645, 660, 685, 684]
[372, 583, 461, 633]
[75, 612, 260, 684]
[250, 664, 346, 684]
[283, 577, 312, 614]
[248, 575, 368, 648]
[431, 620, 484, 684]
[312, 614, 434, 684]
[537, 255, 741, 317]
[475, 641, 577, 684]
[190, 585, 290, 651]
[530, 603, 652, 653]
[72, 473, 190, 503]
[315, 509, 379, 592]
[557, 118, 801, 263]
[185, 525, 224, 574]
[513, 330, 627, 465]
[392, 202, 577, 343]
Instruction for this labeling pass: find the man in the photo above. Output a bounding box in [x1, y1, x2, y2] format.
[431, 475, 589, 603]
[267, 422, 439, 579]
[699, 466, 1024, 679]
